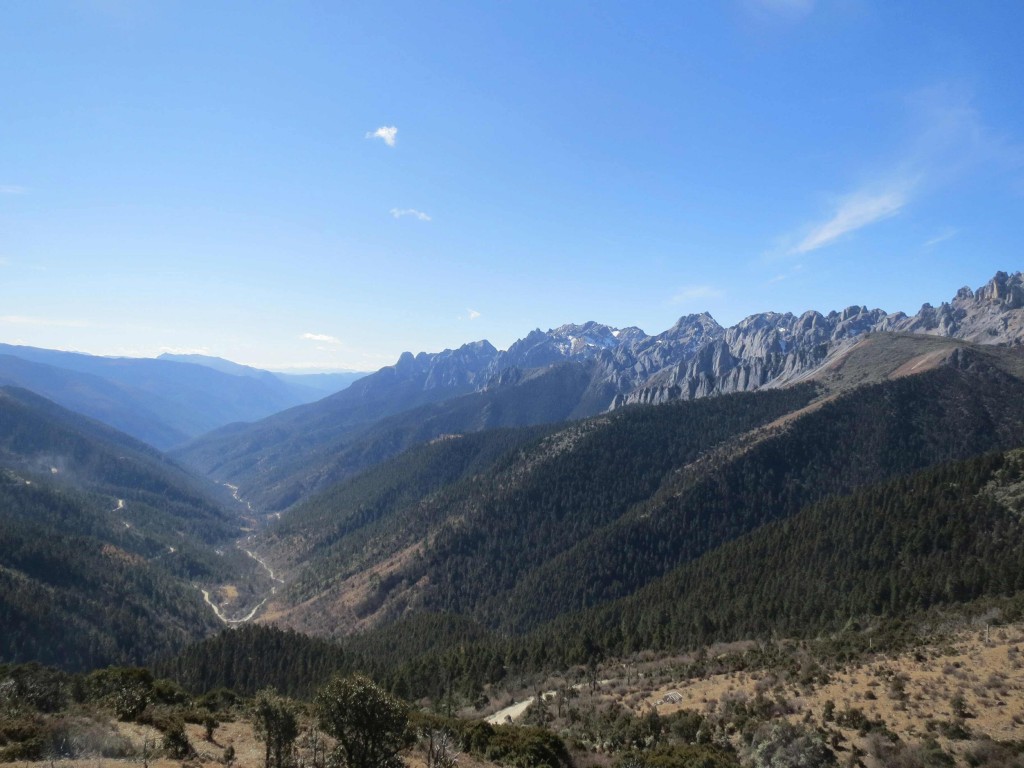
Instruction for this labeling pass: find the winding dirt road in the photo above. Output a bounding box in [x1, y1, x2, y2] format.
[198, 546, 285, 625]
[197, 485, 287, 625]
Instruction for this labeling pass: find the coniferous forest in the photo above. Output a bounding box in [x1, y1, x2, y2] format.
[9, 1, 1024, 763]
[6, 331, 1024, 768]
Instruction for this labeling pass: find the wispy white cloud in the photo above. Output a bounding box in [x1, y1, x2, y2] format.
[467, 309, 481, 320]
[923, 227, 958, 249]
[793, 182, 913, 254]
[0, 185, 27, 195]
[0, 315, 90, 328]
[390, 208, 432, 222]
[778, 84, 1019, 257]
[671, 285, 724, 304]
[366, 126, 398, 147]
[300, 332, 342, 345]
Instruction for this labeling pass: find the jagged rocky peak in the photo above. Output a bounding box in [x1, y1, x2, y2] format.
[462, 339, 499, 354]
[384, 269, 1024, 412]
[722, 312, 793, 358]
[614, 326, 649, 343]
[974, 271, 1024, 309]
[443, 339, 499, 366]
[500, 329, 572, 370]
[891, 271, 1024, 343]
[670, 311, 721, 328]
[422, 340, 500, 389]
[833, 307, 888, 339]
[796, 310, 827, 330]
[548, 321, 623, 355]
[613, 271, 1024, 408]
[955, 286, 975, 302]
[650, 313, 724, 351]
[499, 321, 624, 371]
[902, 302, 960, 335]
[382, 340, 501, 390]
[732, 311, 792, 331]
[393, 350, 418, 370]
[664, 312, 724, 338]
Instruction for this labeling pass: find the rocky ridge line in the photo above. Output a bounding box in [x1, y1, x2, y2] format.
[374, 271, 1024, 410]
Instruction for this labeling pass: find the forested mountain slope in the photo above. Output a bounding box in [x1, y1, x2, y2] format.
[481, 347, 1024, 632]
[164, 445, 1024, 705]
[0, 477, 225, 671]
[177, 272, 1024, 514]
[257, 382, 818, 635]
[0, 386, 234, 534]
[176, 360, 617, 512]
[556, 448, 1024, 655]
[0, 387, 260, 670]
[251, 337, 1024, 643]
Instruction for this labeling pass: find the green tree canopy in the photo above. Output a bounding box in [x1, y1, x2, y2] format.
[316, 675, 410, 768]
[252, 687, 299, 768]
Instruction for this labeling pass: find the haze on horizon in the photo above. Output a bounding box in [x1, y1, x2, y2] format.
[2, 1, 1023, 372]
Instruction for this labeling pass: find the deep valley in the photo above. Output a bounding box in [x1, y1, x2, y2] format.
[5, 272, 1024, 768]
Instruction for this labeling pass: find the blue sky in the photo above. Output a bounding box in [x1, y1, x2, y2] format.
[2, 1, 1022, 371]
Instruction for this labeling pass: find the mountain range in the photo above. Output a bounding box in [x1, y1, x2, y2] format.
[162, 330, 1024, 704]
[0, 345, 364, 449]
[246, 332, 1024, 638]
[4, 269, 1024, 688]
[175, 270, 1024, 511]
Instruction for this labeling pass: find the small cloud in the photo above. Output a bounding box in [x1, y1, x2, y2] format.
[671, 285, 724, 304]
[792, 182, 912, 254]
[0, 185, 27, 195]
[301, 332, 342, 345]
[923, 227, 958, 249]
[767, 274, 787, 285]
[366, 126, 398, 147]
[390, 208, 432, 222]
[467, 309, 481, 320]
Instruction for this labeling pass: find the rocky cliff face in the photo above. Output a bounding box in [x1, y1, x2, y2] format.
[611, 272, 1024, 407]
[886, 270, 1024, 344]
[609, 305, 892, 407]
[372, 271, 1024, 411]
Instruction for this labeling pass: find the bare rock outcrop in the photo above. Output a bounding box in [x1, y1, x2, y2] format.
[370, 271, 1024, 412]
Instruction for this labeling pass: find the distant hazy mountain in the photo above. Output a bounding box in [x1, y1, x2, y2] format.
[176, 270, 1024, 511]
[0, 353, 191, 448]
[0, 345, 364, 449]
[156, 353, 365, 396]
